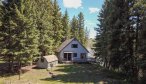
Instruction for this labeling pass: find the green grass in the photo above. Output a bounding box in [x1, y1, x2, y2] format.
[0, 64, 125, 84]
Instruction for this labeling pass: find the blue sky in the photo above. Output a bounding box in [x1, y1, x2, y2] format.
[58, 0, 104, 38]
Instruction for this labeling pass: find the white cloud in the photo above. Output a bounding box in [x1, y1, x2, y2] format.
[89, 7, 100, 14]
[63, 0, 82, 9]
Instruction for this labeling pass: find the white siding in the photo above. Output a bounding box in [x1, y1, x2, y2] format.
[60, 39, 88, 62]
[37, 58, 58, 69]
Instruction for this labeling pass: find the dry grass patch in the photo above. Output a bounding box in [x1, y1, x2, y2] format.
[0, 64, 124, 84]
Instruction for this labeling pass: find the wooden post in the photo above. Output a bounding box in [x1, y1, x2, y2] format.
[50, 63, 53, 72]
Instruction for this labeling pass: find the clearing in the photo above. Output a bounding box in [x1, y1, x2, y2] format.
[0, 64, 125, 84]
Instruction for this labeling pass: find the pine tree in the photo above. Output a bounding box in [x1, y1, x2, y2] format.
[95, 0, 146, 82]
[71, 16, 79, 38]
[95, 0, 112, 68]
[0, 0, 4, 57]
[0, 0, 41, 72]
[77, 12, 86, 45]
[70, 13, 88, 46]
[132, 0, 146, 82]
[62, 9, 71, 40]
[22, 0, 40, 65]
[35, 0, 54, 56]
[52, 0, 63, 49]
[0, 0, 29, 72]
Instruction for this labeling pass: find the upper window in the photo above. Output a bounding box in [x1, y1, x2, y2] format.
[72, 44, 78, 48]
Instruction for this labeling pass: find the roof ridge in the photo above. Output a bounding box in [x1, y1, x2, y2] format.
[56, 38, 75, 52]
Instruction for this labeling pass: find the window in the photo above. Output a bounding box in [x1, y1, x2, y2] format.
[72, 44, 78, 48]
[64, 53, 67, 60]
[63, 53, 72, 61]
[73, 53, 77, 57]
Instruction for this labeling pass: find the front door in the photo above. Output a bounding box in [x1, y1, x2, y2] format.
[64, 53, 72, 61]
[68, 53, 71, 61]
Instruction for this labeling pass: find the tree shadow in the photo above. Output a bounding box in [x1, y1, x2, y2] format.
[0, 63, 30, 77]
[41, 64, 124, 84]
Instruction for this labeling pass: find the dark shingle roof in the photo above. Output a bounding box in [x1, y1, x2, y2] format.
[56, 38, 74, 52]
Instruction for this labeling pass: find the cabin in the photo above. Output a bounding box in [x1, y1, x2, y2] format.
[56, 38, 89, 63]
[37, 55, 58, 69]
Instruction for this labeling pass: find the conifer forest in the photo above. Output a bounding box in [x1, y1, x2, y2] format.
[0, 0, 146, 84]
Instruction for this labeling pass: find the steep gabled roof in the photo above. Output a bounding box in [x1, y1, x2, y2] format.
[56, 38, 74, 52]
[56, 38, 89, 53]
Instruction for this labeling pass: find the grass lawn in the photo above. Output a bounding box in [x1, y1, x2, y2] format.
[0, 64, 125, 84]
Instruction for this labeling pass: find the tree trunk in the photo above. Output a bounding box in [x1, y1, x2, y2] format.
[18, 57, 22, 80]
[29, 56, 33, 66]
[8, 55, 14, 73]
[104, 57, 107, 68]
[11, 59, 14, 73]
[8, 55, 11, 72]
[137, 68, 143, 84]
[30, 60, 33, 66]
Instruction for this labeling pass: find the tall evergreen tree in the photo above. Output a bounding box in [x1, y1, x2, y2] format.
[52, 0, 63, 49]
[71, 15, 79, 38]
[0, 0, 41, 71]
[0, 0, 31, 71]
[35, 0, 54, 56]
[0, 0, 4, 57]
[95, 0, 146, 82]
[95, 0, 113, 68]
[132, 0, 146, 82]
[22, 0, 40, 65]
[62, 9, 71, 40]
[77, 12, 86, 45]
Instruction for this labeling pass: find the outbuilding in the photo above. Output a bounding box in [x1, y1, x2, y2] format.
[37, 55, 58, 69]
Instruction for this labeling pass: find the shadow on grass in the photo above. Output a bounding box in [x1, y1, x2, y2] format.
[0, 63, 30, 78]
[41, 64, 126, 84]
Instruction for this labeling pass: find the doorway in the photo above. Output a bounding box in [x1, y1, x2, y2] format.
[64, 53, 72, 61]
